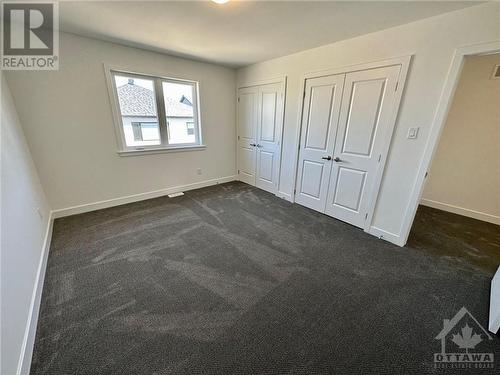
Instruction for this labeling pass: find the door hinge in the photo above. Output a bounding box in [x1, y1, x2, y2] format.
[238, 97, 240, 102]
[303, 90, 306, 99]
[365, 213, 368, 220]
[237, 135, 240, 140]
[237, 169, 240, 174]
[425, 172, 428, 178]
[378, 154, 381, 162]
[395, 81, 399, 92]
[294, 188, 296, 194]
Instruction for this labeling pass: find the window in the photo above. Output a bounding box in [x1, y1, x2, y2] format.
[186, 122, 195, 136]
[131, 122, 160, 142]
[108, 69, 203, 154]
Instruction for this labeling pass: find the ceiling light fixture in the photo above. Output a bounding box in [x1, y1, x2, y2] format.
[212, 0, 230, 4]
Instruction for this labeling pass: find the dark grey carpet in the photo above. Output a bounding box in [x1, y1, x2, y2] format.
[31, 182, 499, 374]
[408, 205, 500, 274]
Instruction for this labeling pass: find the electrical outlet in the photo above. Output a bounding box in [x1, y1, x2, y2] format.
[197, 168, 202, 175]
[407, 127, 419, 139]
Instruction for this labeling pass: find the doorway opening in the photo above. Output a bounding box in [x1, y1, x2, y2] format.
[407, 52, 500, 274]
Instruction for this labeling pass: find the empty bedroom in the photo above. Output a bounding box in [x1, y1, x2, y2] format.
[1, 1, 499, 374]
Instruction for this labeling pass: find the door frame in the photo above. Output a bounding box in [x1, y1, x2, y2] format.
[291, 55, 412, 233]
[236, 76, 287, 195]
[399, 41, 500, 246]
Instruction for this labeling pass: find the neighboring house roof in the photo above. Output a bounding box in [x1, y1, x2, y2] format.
[117, 81, 193, 117]
[165, 96, 194, 118]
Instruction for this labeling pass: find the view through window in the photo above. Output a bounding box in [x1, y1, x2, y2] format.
[114, 75, 160, 147]
[163, 81, 196, 144]
[112, 71, 200, 150]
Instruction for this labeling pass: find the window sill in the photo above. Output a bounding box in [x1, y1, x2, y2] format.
[117, 145, 206, 157]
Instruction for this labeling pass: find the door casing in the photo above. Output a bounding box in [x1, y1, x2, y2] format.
[401, 42, 500, 247]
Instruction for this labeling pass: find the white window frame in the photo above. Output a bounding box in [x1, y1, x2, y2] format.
[104, 65, 205, 156]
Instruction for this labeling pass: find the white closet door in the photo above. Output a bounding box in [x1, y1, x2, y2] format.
[255, 82, 284, 194]
[295, 74, 345, 212]
[325, 65, 401, 228]
[237, 87, 258, 185]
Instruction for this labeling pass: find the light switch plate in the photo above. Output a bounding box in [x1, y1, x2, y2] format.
[407, 127, 419, 139]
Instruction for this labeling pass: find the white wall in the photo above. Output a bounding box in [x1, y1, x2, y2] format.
[422, 53, 500, 224]
[1, 75, 52, 375]
[5, 32, 236, 212]
[237, 2, 500, 245]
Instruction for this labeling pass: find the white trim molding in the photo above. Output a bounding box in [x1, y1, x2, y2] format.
[420, 199, 500, 226]
[399, 40, 500, 246]
[17, 214, 54, 375]
[52, 175, 237, 218]
[238, 75, 287, 89]
[368, 226, 403, 246]
[117, 144, 206, 156]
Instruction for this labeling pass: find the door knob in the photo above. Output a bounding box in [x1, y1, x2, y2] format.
[321, 156, 332, 160]
[333, 157, 342, 162]
[250, 143, 257, 147]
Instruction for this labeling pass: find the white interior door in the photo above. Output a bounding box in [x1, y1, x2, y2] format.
[237, 87, 258, 185]
[295, 74, 345, 212]
[325, 65, 401, 228]
[255, 82, 284, 194]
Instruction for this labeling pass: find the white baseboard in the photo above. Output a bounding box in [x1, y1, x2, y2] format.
[52, 175, 237, 218]
[17, 214, 54, 375]
[368, 226, 405, 247]
[420, 199, 500, 225]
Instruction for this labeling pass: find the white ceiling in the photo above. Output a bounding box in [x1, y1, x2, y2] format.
[59, 1, 480, 67]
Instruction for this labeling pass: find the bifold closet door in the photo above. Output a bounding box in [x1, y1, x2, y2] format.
[294, 74, 345, 212]
[324, 65, 401, 228]
[238, 82, 284, 194]
[237, 86, 258, 185]
[255, 82, 284, 194]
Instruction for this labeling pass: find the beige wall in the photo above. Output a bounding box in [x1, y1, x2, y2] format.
[237, 3, 500, 244]
[422, 53, 500, 224]
[5, 33, 236, 212]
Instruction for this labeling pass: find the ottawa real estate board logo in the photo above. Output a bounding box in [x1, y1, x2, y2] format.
[434, 307, 495, 370]
[1, 1, 59, 70]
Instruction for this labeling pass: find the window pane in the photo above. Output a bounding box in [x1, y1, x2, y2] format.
[114, 75, 161, 147]
[131, 122, 160, 142]
[162, 81, 196, 144]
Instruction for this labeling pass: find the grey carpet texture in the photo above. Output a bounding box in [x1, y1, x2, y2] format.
[408, 205, 500, 274]
[31, 182, 499, 374]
